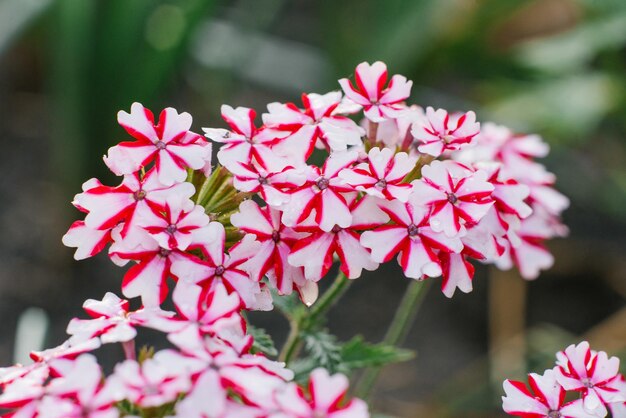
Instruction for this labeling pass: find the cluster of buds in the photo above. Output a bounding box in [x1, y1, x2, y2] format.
[503, 342, 626, 417]
[0, 61, 574, 417]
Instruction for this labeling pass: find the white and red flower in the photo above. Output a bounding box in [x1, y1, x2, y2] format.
[263, 91, 364, 162]
[273, 368, 369, 418]
[361, 199, 463, 280]
[339, 147, 416, 202]
[231, 200, 307, 295]
[412, 107, 480, 157]
[339, 61, 412, 122]
[281, 151, 358, 232]
[554, 341, 625, 417]
[104, 102, 210, 186]
[204, 105, 287, 170]
[411, 160, 494, 237]
[503, 370, 595, 418]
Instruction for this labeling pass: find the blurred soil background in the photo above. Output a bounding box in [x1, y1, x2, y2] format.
[0, 0, 625, 416]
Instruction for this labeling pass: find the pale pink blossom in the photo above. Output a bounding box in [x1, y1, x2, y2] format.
[104, 102, 209, 186]
[339, 61, 412, 122]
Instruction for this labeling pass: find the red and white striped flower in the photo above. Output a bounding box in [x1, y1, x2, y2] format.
[231, 200, 307, 295]
[361, 199, 463, 280]
[170, 222, 271, 311]
[46, 354, 122, 418]
[339, 61, 412, 122]
[62, 221, 113, 261]
[281, 151, 358, 232]
[104, 102, 210, 186]
[287, 195, 387, 282]
[273, 368, 369, 418]
[554, 341, 625, 417]
[204, 105, 287, 170]
[503, 370, 595, 418]
[73, 168, 195, 235]
[263, 91, 364, 163]
[228, 159, 306, 208]
[339, 147, 416, 202]
[412, 107, 480, 157]
[66, 293, 170, 344]
[411, 160, 494, 237]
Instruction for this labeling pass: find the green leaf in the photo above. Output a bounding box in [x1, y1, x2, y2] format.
[301, 330, 343, 373]
[339, 336, 414, 371]
[248, 325, 278, 357]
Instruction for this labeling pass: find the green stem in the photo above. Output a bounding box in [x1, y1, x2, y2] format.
[279, 271, 351, 365]
[356, 279, 431, 398]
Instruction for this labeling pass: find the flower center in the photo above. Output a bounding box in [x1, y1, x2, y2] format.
[446, 192, 458, 204]
[547, 411, 561, 418]
[133, 190, 147, 201]
[581, 378, 594, 388]
[271, 230, 280, 243]
[316, 177, 329, 190]
[158, 248, 171, 258]
[215, 265, 225, 276]
[407, 224, 419, 237]
[331, 225, 342, 233]
[375, 179, 387, 189]
[258, 176, 269, 185]
[166, 224, 177, 235]
[155, 140, 166, 150]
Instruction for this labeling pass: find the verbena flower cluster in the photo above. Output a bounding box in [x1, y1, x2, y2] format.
[0, 61, 602, 417]
[503, 342, 626, 418]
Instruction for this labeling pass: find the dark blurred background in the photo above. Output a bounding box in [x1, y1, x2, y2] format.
[0, 0, 625, 416]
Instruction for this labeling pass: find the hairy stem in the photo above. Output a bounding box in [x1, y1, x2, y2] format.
[356, 279, 431, 398]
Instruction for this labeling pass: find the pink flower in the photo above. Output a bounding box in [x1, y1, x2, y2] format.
[412, 107, 480, 157]
[438, 252, 475, 298]
[263, 91, 364, 162]
[339, 61, 412, 122]
[281, 151, 358, 232]
[554, 341, 625, 417]
[204, 105, 287, 170]
[411, 160, 494, 237]
[230, 200, 307, 295]
[360, 199, 463, 280]
[503, 370, 595, 418]
[339, 147, 416, 202]
[273, 368, 369, 418]
[104, 102, 209, 186]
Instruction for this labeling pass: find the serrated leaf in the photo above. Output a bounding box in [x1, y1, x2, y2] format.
[301, 330, 343, 373]
[248, 325, 278, 357]
[339, 336, 414, 371]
